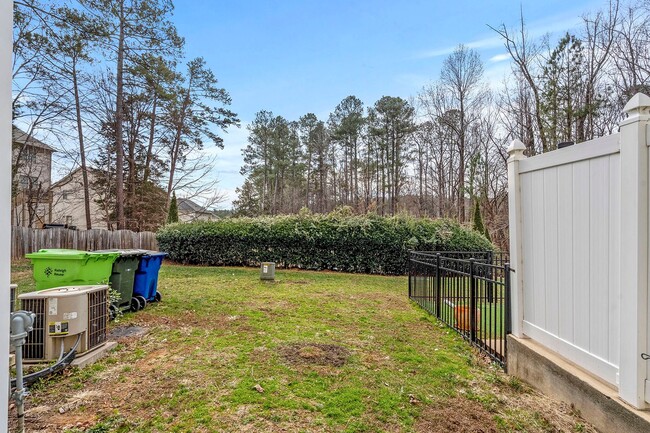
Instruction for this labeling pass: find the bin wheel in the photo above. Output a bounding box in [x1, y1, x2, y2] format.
[130, 297, 141, 312]
[109, 304, 119, 321]
[136, 296, 147, 310]
[154, 292, 162, 302]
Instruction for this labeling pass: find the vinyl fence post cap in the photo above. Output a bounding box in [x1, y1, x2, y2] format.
[507, 139, 526, 161]
[623, 92, 650, 115]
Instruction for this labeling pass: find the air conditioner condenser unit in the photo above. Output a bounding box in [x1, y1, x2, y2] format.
[18, 285, 109, 362]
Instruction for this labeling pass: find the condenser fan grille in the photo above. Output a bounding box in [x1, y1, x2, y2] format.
[21, 298, 45, 360]
[87, 288, 108, 349]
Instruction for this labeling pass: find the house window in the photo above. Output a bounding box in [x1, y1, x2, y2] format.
[65, 216, 73, 225]
[22, 148, 36, 164]
[62, 191, 70, 200]
[18, 175, 35, 190]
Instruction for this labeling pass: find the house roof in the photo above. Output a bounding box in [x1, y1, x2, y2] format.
[50, 166, 83, 189]
[178, 198, 214, 215]
[13, 126, 55, 152]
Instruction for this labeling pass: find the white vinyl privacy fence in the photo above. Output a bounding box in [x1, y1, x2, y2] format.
[508, 93, 650, 409]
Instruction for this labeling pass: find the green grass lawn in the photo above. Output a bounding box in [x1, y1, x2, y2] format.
[438, 302, 505, 340]
[11, 262, 594, 433]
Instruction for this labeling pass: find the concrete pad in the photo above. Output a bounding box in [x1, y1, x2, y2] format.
[508, 335, 650, 433]
[70, 341, 118, 369]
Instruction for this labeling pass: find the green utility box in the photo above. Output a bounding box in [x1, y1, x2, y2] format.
[260, 262, 276, 280]
[95, 249, 147, 313]
[25, 249, 119, 290]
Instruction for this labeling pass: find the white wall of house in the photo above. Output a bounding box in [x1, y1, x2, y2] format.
[178, 210, 217, 223]
[1, 0, 13, 427]
[11, 138, 54, 227]
[508, 93, 650, 409]
[12, 140, 52, 189]
[50, 169, 107, 230]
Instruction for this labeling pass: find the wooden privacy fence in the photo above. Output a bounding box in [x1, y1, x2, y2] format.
[11, 226, 159, 260]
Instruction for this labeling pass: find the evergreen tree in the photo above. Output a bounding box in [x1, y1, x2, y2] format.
[472, 200, 492, 242]
[167, 191, 179, 224]
[472, 200, 485, 234]
[328, 96, 365, 207]
[367, 96, 416, 215]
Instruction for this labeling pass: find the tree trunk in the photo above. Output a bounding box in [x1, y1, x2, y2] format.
[114, 0, 126, 229]
[166, 85, 191, 211]
[72, 61, 92, 229]
[143, 93, 157, 184]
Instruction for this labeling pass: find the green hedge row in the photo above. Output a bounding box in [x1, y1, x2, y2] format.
[156, 213, 493, 275]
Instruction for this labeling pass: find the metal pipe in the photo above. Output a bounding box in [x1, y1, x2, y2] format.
[10, 335, 81, 389]
[57, 339, 65, 362]
[14, 345, 24, 433]
[10, 311, 35, 433]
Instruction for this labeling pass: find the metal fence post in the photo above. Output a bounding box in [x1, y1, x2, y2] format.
[408, 252, 412, 299]
[486, 251, 494, 303]
[504, 262, 512, 364]
[435, 253, 442, 318]
[469, 258, 476, 343]
[504, 263, 511, 335]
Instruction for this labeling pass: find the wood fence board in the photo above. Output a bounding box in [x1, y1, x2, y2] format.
[11, 226, 159, 259]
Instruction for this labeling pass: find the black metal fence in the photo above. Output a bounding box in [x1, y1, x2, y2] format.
[408, 251, 511, 367]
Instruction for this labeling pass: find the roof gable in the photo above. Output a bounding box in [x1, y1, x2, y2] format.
[13, 126, 55, 152]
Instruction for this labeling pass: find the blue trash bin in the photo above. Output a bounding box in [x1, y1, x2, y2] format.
[133, 251, 167, 302]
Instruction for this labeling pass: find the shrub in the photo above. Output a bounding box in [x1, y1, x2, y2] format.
[156, 213, 493, 275]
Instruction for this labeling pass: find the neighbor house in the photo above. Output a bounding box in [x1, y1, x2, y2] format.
[11, 126, 55, 227]
[50, 167, 109, 230]
[178, 197, 219, 223]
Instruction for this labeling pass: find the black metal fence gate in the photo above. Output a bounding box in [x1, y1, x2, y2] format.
[408, 251, 511, 368]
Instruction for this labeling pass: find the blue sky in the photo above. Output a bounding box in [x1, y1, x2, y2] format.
[172, 0, 605, 208]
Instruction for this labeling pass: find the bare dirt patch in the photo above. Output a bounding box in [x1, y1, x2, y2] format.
[279, 343, 350, 367]
[108, 324, 148, 341]
[133, 310, 251, 331]
[414, 397, 498, 433]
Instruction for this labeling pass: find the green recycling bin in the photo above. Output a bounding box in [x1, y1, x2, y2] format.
[94, 249, 147, 314]
[25, 249, 119, 290]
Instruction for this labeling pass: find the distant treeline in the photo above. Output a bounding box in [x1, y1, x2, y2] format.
[235, 0, 649, 253]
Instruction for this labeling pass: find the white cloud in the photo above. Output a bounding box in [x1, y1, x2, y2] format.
[526, 14, 582, 39]
[416, 36, 504, 59]
[489, 53, 511, 63]
[416, 9, 585, 60]
[214, 187, 239, 210]
[180, 122, 249, 209]
[484, 62, 512, 90]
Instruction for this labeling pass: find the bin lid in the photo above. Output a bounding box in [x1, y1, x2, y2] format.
[25, 249, 119, 260]
[142, 251, 168, 257]
[94, 249, 148, 257]
[18, 284, 109, 299]
[26, 249, 89, 260]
